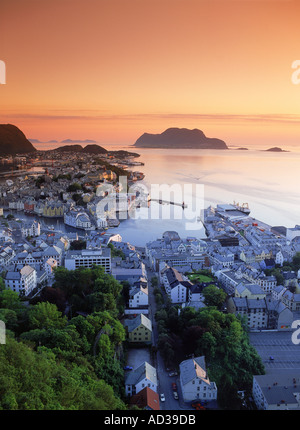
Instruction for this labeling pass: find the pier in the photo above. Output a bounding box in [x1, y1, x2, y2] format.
[149, 199, 187, 209]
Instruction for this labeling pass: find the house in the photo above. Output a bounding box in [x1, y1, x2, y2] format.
[272, 285, 286, 301]
[240, 249, 256, 264]
[281, 290, 300, 312]
[218, 268, 244, 294]
[43, 201, 65, 218]
[275, 250, 284, 267]
[253, 374, 300, 410]
[0, 246, 15, 268]
[266, 299, 293, 330]
[209, 250, 234, 268]
[8, 200, 24, 211]
[227, 296, 293, 330]
[112, 266, 146, 285]
[227, 297, 268, 329]
[124, 314, 152, 344]
[235, 283, 266, 300]
[179, 356, 217, 402]
[254, 273, 277, 294]
[128, 283, 148, 309]
[125, 362, 158, 396]
[21, 220, 41, 238]
[43, 245, 63, 266]
[5, 265, 37, 296]
[129, 387, 160, 410]
[24, 200, 36, 213]
[64, 209, 94, 231]
[188, 283, 205, 303]
[161, 266, 193, 304]
[282, 271, 298, 289]
[45, 258, 57, 277]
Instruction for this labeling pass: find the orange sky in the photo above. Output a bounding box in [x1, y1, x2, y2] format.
[1, 0, 300, 147]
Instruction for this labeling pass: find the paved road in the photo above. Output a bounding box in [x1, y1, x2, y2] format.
[146, 264, 193, 411]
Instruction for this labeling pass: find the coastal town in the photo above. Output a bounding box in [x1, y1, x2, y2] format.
[1, 148, 300, 411]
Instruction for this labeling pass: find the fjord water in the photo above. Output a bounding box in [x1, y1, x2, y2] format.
[113, 146, 300, 246]
[34, 142, 300, 246]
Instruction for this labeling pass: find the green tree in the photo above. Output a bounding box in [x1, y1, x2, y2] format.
[28, 302, 67, 330]
[0, 289, 23, 310]
[292, 252, 300, 270]
[0, 336, 125, 410]
[202, 285, 227, 309]
[0, 308, 18, 331]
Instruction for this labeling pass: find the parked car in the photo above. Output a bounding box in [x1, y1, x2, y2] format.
[172, 382, 177, 391]
[269, 356, 275, 361]
[169, 371, 178, 376]
[173, 391, 179, 400]
[160, 393, 166, 402]
[191, 401, 206, 410]
[123, 366, 133, 370]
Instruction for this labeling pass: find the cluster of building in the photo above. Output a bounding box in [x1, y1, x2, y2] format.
[0, 149, 146, 232]
[142, 211, 300, 332]
[3, 185, 300, 409]
[124, 355, 217, 410]
[200, 204, 300, 330]
[0, 217, 130, 296]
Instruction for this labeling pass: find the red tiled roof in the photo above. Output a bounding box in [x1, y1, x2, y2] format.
[129, 387, 160, 410]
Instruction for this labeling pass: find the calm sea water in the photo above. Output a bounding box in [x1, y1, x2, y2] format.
[33, 143, 300, 247]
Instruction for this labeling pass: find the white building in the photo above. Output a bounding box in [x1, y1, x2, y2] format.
[179, 356, 218, 402]
[43, 245, 63, 266]
[64, 248, 111, 273]
[5, 265, 37, 296]
[96, 217, 108, 228]
[253, 374, 300, 410]
[8, 200, 24, 211]
[45, 258, 58, 277]
[129, 283, 149, 308]
[21, 220, 41, 238]
[64, 210, 95, 231]
[275, 250, 284, 267]
[125, 362, 158, 396]
[161, 266, 192, 304]
[0, 246, 15, 268]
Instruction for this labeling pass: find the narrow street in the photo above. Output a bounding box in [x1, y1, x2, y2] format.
[146, 262, 192, 411]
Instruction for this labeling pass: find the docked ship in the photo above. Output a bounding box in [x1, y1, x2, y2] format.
[201, 202, 251, 224]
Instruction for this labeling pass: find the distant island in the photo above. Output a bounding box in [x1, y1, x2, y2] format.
[0, 124, 37, 155]
[61, 139, 97, 144]
[49, 145, 140, 158]
[29, 138, 97, 144]
[0, 124, 140, 159]
[52, 144, 107, 154]
[236, 147, 248, 150]
[265, 147, 289, 152]
[133, 127, 228, 149]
